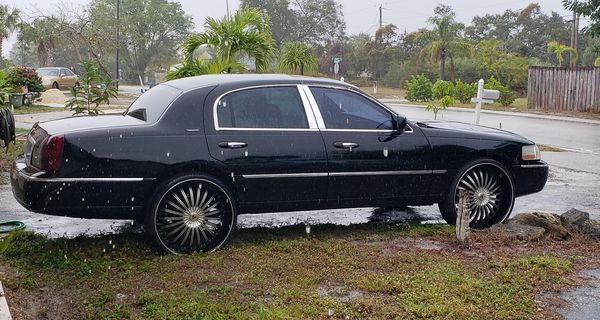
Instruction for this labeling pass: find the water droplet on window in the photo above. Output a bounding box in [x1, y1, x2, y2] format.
[92, 148, 96, 152]
[166, 152, 170, 157]
[119, 134, 123, 138]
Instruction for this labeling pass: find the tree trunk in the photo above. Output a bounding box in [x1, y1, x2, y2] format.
[439, 49, 446, 81]
[0, 39, 3, 62]
[300, 62, 304, 75]
[449, 55, 456, 82]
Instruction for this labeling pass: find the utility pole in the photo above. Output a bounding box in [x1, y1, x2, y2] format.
[379, 4, 383, 28]
[116, 0, 120, 89]
[570, 11, 580, 68]
[226, 0, 230, 19]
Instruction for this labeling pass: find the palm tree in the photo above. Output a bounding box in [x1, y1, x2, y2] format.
[183, 7, 276, 72]
[165, 58, 244, 80]
[19, 17, 60, 67]
[0, 5, 19, 59]
[278, 41, 317, 75]
[419, 5, 472, 81]
[547, 41, 578, 67]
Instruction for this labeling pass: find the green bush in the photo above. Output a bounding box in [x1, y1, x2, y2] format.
[453, 80, 477, 104]
[405, 74, 433, 102]
[485, 77, 515, 106]
[4, 66, 43, 93]
[432, 80, 454, 100]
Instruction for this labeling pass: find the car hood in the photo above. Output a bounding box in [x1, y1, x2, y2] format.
[416, 120, 534, 144]
[38, 114, 146, 135]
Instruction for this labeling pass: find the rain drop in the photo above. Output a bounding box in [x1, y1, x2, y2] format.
[166, 152, 170, 157]
[131, 197, 135, 202]
[81, 197, 85, 202]
[244, 150, 248, 157]
[119, 134, 123, 138]
[383, 148, 388, 157]
[92, 148, 96, 152]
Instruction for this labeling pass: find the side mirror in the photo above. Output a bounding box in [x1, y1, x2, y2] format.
[393, 115, 407, 133]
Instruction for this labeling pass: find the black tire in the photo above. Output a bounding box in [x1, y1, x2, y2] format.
[146, 173, 237, 254]
[438, 159, 515, 229]
[52, 82, 59, 89]
[74, 82, 80, 88]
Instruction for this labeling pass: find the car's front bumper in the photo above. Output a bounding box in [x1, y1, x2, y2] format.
[512, 161, 549, 197]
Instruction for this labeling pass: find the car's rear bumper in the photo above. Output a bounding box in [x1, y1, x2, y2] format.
[512, 161, 549, 197]
[10, 156, 153, 219]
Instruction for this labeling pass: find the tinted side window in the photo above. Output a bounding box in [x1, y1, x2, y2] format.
[60, 69, 67, 76]
[310, 87, 393, 130]
[65, 69, 75, 76]
[217, 86, 308, 129]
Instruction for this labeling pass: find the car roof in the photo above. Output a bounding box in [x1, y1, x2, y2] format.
[162, 74, 355, 91]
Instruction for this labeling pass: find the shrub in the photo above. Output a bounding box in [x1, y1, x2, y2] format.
[4, 66, 43, 93]
[426, 95, 454, 120]
[432, 80, 454, 100]
[453, 80, 477, 104]
[405, 74, 432, 101]
[485, 77, 516, 106]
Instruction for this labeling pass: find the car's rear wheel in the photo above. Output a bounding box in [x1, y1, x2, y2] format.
[147, 174, 236, 254]
[438, 160, 515, 229]
[52, 82, 59, 89]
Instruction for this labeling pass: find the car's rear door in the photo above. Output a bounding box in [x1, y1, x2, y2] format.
[205, 84, 328, 211]
[304, 85, 433, 204]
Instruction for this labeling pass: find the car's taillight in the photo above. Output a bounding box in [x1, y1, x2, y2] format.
[40, 135, 64, 172]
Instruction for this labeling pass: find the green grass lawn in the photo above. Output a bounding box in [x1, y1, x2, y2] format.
[0, 223, 595, 319]
[11, 104, 64, 115]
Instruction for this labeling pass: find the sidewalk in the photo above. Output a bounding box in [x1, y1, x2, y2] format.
[380, 99, 600, 125]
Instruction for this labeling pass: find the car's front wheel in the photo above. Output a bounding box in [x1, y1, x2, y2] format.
[52, 82, 59, 89]
[439, 160, 515, 229]
[147, 174, 237, 254]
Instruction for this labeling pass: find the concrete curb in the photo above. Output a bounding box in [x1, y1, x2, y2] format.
[381, 100, 600, 126]
[0, 282, 12, 320]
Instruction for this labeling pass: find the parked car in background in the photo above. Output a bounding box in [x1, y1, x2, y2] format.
[11, 74, 548, 254]
[36, 67, 79, 90]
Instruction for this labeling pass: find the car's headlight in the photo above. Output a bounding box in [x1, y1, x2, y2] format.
[522, 144, 541, 161]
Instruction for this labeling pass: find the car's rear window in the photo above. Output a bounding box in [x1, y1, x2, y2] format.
[125, 84, 181, 123]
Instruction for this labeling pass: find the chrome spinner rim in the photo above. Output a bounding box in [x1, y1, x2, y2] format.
[154, 178, 233, 254]
[455, 164, 513, 226]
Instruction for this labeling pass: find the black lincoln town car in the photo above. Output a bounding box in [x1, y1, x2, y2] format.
[11, 74, 548, 254]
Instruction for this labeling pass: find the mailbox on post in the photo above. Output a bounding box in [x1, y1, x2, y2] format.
[471, 79, 500, 124]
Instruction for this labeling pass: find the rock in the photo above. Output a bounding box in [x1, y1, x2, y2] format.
[508, 212, 570, 239]
[561, 209, 600, 240]
[490, 223, 546, 241]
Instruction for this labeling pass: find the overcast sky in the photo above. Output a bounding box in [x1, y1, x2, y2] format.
[1, 0, 579, 58]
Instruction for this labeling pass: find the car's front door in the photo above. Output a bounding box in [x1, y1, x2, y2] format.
[305, 86, 432, 204]
[205, 85, 328, 211]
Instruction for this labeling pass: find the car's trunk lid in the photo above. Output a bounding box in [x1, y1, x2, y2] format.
[38, 114, 146, 135]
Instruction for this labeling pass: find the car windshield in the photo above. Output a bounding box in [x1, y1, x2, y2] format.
[37, 68, 59, 76]
[125, 84, 181, 122]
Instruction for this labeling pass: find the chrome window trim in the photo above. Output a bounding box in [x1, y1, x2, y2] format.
[213, 84, 317, 131]
[302, 85, 413, 134]
[242, 170, 446, 179]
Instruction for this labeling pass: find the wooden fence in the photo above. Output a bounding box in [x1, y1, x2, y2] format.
[527, 67, 600, 112]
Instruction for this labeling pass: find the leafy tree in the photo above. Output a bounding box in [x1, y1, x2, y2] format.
[420, 5, 473, 81]
[476, 40, 528, 89]
[563, 0, 600, 36]
[241, 0, 296, 45]
[595, 57, 600, 66]
[0, 5, 19, 60]
[66, 60, 117, 115]
[19, 17, 61, 67]
[547, 41, 578, 67]
[343, 33, 370, 79]
[184, 7, 276, 72]
[466, 4, 570, 60]
[366, 24, 401, 81]
[293, 0, 346, 46]
[405, 74, 433, 102]
[90, 0, 193, 81]
[278, 41, 318, 75]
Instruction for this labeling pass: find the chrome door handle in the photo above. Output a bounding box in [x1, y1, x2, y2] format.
[333, 142, 359, 150]
[218, 142, 247, 149]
